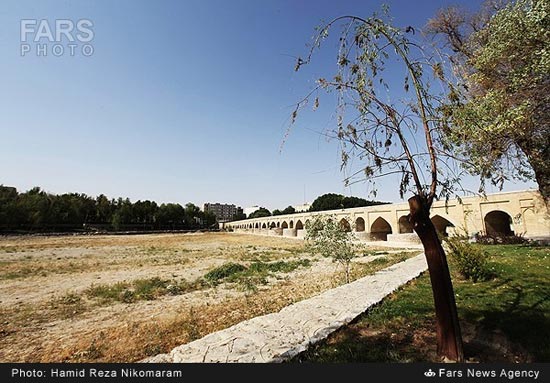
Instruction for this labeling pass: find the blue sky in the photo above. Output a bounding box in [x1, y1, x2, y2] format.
[0, 0, 537, 211]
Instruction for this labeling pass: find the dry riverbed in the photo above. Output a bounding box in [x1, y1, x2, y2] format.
[0, 232, 418, 362]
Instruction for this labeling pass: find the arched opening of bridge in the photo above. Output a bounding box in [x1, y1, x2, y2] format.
[295, 220, 304, 230]
[281, 221, 288, 229]
[339, 218, 351, 232]
[398, 215, 413, 233]
[262, 223, 266, 229]
[431, 215, 455, 237]
[289, 220, 294, 229]
[370, 217, 392, 241]
[305, 219, 310, 229]
[255, 223, 258, 229]
[269, 222, 276, 229]
[277, 222, 280, 228]
[484, 211, 514, 237]
[355, 217, 365, 232]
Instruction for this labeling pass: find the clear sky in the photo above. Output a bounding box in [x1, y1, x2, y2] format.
[0, 0, 537, 211]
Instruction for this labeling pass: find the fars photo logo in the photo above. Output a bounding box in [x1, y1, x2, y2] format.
[20, 18, 94, 57]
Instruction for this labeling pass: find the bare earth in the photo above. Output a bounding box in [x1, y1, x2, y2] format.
[0, 232, 414, 362]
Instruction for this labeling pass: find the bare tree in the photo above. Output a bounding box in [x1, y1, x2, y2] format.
[290, 10, 466, 361]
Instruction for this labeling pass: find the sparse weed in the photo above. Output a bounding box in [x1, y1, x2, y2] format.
[85, 277, 201, 304]
[203, 259, 312, 287]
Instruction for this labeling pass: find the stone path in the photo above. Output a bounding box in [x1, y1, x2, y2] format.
[142, 254, 428, 363]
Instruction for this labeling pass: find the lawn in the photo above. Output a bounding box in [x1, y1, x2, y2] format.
[293, 243, 550, 363]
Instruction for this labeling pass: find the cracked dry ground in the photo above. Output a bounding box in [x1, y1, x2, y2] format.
[0, 232, 417, 362]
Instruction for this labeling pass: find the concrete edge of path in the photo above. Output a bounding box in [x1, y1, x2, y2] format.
[141, 254, 428, 363]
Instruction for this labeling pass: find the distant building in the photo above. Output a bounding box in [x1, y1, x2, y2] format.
[293, 202, 311, 212]
[244, 205, 260, 217]
[203, 203, 243, 222]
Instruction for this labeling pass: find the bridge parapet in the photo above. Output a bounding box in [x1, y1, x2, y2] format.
[225, 190, 549, 242]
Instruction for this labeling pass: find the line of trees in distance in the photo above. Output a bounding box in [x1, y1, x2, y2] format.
[247, 193, 388, 219]
[0, 185, 217, 233]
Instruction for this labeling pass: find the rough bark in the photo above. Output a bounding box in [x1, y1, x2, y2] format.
[408, 195, 464, 362]
[518, 138, 550, 207]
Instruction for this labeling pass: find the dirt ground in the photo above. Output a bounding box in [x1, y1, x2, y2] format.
[0, 232, 414, 362]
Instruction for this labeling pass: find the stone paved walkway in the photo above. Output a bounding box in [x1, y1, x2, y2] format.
[142, 254, 428, 363]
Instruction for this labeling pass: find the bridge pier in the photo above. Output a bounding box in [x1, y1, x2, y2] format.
[353, 232, 369, 241]
[387, 233, 422, 244]
[269, 228, 283, 236]
[282, 228, 297, 237]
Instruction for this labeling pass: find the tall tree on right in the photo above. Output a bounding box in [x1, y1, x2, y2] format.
[427, 0, 550, 204]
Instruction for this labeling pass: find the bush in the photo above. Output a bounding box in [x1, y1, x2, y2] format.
[445, 237, 494, 282]
[305, 215, 356, 283]
[474, 232, 528, 245]
[204, 263, 247, 284]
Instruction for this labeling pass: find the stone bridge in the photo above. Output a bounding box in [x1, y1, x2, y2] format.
[225, 190, 550, 242]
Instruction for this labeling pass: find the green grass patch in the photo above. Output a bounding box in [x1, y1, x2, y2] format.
[293, 244, 550, 362]
[204, 259, 312, 287]
[86, 277, 204, 304]
[0, 246, 19, 253]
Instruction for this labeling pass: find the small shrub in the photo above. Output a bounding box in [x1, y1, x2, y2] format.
[305, 214, 356, 283]
[445, 237, 494, 282]
[203, 259, 311, 287]
[166, 284, 182, 295]
[87, 282, 129, 302]
[119, 289, 136, 303]
[87, 277, 174, 303]
[248, 259, 310, 274]
[474, 232, 528, 245]
[133, 277, 168, 300]
[204, 263, 247, 284]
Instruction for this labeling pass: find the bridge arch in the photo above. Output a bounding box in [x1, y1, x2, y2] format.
[289, 220, 294, 229]
[398, 215, 413, 233]
[370, 217, 392, 241]
[281, 221, 289, 229]
[269, 222, 276, 229]
[339, 218, 352, 232]
[431, 215, 455, 237]
[355, 217, 365, 232]
[295, 220, 304, 230]
[261, 223, 266, 229]
[276, 222, 280, 228]
[484, 210, 514, 237]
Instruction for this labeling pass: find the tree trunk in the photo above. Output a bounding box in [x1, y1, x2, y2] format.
[408, 195, 464, 362]
[517, 137, 550, 207]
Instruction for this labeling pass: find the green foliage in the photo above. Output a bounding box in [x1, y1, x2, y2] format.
[203, 260, 311, 286]
[445, 237, 494, 282]
[0, 184, 216, 233]
[305, 215, 356, 283]
[281, 206, 296, 215]
[474, 233, 529, 245]
[273, 206, 296, 216]
[203, 263, 247, 284]
[247, 207, 271, 219]
[232, 211, 247, 221]
[435, 0, 550, 198]
[86, 277, 199, 303]
[309, 193, 387, 212]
